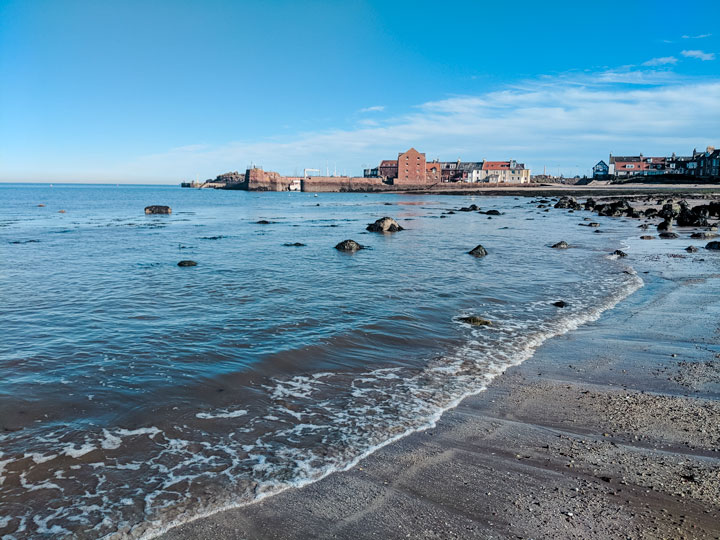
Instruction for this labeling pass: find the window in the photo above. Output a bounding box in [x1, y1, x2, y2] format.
[626, 164, 635, 169]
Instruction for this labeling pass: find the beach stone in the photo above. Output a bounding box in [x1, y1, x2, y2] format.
[588, 222, 600, 227]
[659, 232, 679, 239]
[612, 250, 628, 258]
[658, 202, 681, 219]
[145, 205, 171, 215]
[256, 220, 273, 224]
[177, 260, 197, 267]
[553, 301, 568, 308]
[458, 316, 492, 326]
[37, 204, 46, 207]
[366, 217, 403, 233]
[485, 209, 502, 215]
[705, 241, 720, 250]
[644, 208, 658, 217]
[640, 235, 655, 240]
[690, 232, 717, 239]
[58, 209, 66, 213]
[584, 198, 596, 210]
[551, 241, 569, 249]
[554, 196, 580, 210]
[335, 239, 363, 252]
[686, 246, 699, 253]
[468, 245, 488, 257]
[677, 208, 708, 227]
[657, 220, 672, 231]
[283, 242, 306, 247]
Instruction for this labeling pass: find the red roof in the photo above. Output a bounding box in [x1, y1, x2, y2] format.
[482, 161, 511, 170]
[379, 160, 398, 167]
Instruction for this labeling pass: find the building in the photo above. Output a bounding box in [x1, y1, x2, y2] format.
[592, 160, 609, 179]
[395, 148, 427, 184]
[478, 160, 530, 183]
[378, 159, 398, 179]
[694, 146, 720, 177]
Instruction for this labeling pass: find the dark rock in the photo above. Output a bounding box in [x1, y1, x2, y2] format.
[283, 242, 306, 247]
[551, 241, 569, 249]
[335, 239, 364, 252]
[552, 301, 568, 308]
[659, 232, 679, 239]
[485, 209, 502, 215]
[690, 232, 717, 239]
[447, 211, 456, 215]
[612, 250, 628, 258]
[706, 241, 720, 251]
[367, 217, 404, 233]
[657, 220, 672, 232]
[458, 316, 492, 326]
[644, 208, 658, 217]
[200, 235, 225, 240]
[145, 205, 171, 215]
[640, 235, 655, 240]
[256, 220, 274, 225]
[686, 246, 699, 253]
[588, 222, 600, 228]
[658, 202, 680, 220]
[468, 245, 488, 257]
[676, 207, 708, 227]
[584, 198, 596, 210]
[177, 260, 197, 267]
[554, 196, 580, 210]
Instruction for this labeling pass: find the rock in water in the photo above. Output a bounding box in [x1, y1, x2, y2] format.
[640, 235, 655, 240]
[145, 205, 171, 215]
[612, 250, 628, 258]
[690, 232, 717, 239]
[485, 209, 502, 216]
[283, 242, 306, 247]
[659, 232, 679, 239]
[706, 241, 720, 251]
[458, 316, 492, 326]
[551, 241, 569, 249]
[657, 219, 672, 231]
[335, 239, 363, 252]
[553, 301, 568, 308]
[177, 260, 197, 267]
[366, 217, 404, 232]
[468, 245, 488, 257]
[554, 196, 580, 210]
[686, 246, 699, 253]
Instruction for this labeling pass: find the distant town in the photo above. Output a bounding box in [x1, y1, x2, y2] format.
[182, 145, 720, 192]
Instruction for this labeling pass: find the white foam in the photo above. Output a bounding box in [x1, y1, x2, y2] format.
[195, 409, 248, 420]
[62, 443, 96, 458]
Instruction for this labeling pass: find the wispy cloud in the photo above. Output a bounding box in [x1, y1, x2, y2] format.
[682, 33, 712, 39]
[642, 56, 678, 66]
[681, 49, 716, 61]
[359, 105, 385, 113]
[126, 72, 720, 180]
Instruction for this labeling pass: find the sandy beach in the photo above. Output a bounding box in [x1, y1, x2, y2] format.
[159, 204, 720, 540]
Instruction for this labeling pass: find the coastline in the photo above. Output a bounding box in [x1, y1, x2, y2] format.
[158, 243, 720, 538]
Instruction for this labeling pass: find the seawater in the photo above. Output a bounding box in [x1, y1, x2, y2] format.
[0, 185, 642, 538]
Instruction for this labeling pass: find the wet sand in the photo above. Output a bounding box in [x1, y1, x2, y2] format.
[158, 248, 720, 538]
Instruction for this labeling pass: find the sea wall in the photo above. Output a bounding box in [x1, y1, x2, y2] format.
[301, 177, 389, 192]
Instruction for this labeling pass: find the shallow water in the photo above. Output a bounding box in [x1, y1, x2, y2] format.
[0, 185, 642, 538]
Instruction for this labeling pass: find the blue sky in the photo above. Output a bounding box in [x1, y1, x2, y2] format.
[1, 0, 718, 183]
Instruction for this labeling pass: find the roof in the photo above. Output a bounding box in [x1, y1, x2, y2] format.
[482, 161, 511, 170]
[379, 160, 398, 167]
[610, 156, 642, 163]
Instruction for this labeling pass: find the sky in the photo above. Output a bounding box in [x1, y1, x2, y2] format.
[0, 0, 718, 183]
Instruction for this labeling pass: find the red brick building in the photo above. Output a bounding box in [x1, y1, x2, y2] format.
[395, 148, 427, 184]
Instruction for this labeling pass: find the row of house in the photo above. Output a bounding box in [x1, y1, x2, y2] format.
[593, 146, 720, 179]
[364, 148, 530, 185]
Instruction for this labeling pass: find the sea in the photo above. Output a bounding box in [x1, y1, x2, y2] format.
[0, 184, 643, 539]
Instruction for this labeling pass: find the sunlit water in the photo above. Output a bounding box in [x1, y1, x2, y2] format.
[0, 184, 642, 538]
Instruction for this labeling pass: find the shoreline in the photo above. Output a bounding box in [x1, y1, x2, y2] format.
[158, 241, 720, 538]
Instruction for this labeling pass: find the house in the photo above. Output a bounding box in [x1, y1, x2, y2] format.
[694, 146, 720, 178]
[592, 160, 609, 179]
[478, 160, 530, 183]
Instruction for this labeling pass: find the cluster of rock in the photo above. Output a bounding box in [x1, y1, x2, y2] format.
[145, 205, 171, 215]
[366, 217, 404, 232]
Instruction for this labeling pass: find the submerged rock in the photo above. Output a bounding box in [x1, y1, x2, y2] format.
[458, 316, 492, 326]
[366, 217, 404, 233]
[554, 196, 580, 210]
[553, 301, 568, 308]
[256, 220, 274, 224]
[706, 241, 720, 251]
[468, 245, 488, 257]
[283, 242, 306, 247]
[690, 232, 717, 239]
[640, 235, 655, 240]
[551, 241, 569, 249]
[335, 239, 364, 252]
[484, 209, 502, 216]
[659, 232, 679, 239]
[177, 260, 197, 267]
[612, 250, 628, 258]
[657, 220, 672, 232]
[145, 205, 171, 215]
[686, 246, 699, 253]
